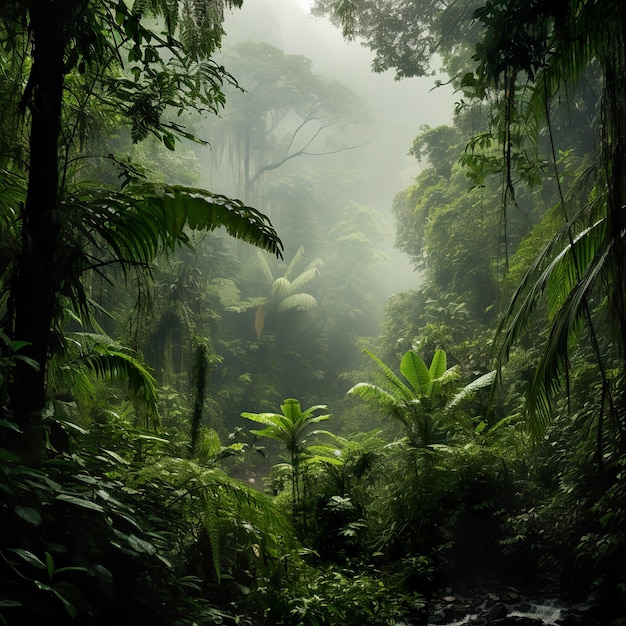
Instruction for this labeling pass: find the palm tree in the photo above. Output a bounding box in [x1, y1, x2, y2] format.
[348, 348, 460, 449]
[241, 398, 330, 507]
[474, 0, 626, 450]
[251, 246, 323, 337]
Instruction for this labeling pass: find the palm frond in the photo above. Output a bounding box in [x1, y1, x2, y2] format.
[68, 183, 283, 273]
[545, 220, 605, 320]
[289, 266, 320, 292]
[285, 245, 305, 280]
[525, 244, 610, 437]
[83, 347, 159, 428]
[346, 382, 406, 418]
[495, 216, 604, 365]
[49, 332, 159, 426]
[255, 250, 275, 285]
[363, 349, 415, 401]
[271, 277, 293, 300]
[276, 292, 317, 313]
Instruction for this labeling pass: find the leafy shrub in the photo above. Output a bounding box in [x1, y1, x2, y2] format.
[260, 563, 423, 626]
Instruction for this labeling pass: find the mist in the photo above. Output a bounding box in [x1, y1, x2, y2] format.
[204, 0, 456, 298]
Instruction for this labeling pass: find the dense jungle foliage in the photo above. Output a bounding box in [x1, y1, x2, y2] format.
[0, 0, 625, 624]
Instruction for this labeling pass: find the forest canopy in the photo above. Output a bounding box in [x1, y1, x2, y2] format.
[1, 0, 625, 624]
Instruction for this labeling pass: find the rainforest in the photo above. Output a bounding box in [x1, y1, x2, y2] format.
[0, 0, 624, 624]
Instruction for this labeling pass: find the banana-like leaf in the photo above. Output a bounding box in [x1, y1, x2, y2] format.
[242, 399, 330, 457]
[280, 398, 304, 422]
[400, 350, 430, 398]
[241, 411, 287, 428]
[428, 349, 447, 381]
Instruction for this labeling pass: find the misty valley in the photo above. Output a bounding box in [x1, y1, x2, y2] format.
[0, 0, 625, 625]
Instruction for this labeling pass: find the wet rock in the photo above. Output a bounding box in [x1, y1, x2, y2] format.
[430, 608, 448, 624]
[556, 610, 582, 626]
[477, 603, 508, 622]
[505, 589, 521, 602]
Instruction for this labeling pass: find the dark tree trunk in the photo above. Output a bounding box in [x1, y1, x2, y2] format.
[189, 343, 209, 458]
[9, 1, 67, 463]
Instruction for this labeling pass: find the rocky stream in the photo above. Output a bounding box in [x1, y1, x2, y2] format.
[398, 574, 614, 626]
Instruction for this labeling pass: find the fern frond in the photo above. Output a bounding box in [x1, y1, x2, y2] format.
[448, 370, 496, 409]
[48, 332, 159, 426]
[138, 458, 292, 581]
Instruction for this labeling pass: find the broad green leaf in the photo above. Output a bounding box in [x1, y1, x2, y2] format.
[126, 534, 156, 555]
[100, 449, 130, 465]
[8, 548, 46, 570]
[55, 494, 105, 512]
[400, 350, 430, 397]
[0, 419, 21, 433]
[428, 349, 447, 381]
[15, 505, 42, 526]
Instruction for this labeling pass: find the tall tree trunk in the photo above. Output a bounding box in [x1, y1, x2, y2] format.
[9, 1, 66, 463]
[189, 343, 209, 458]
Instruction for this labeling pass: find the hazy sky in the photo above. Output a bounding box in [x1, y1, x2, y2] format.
[222, 0, 455, 208]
